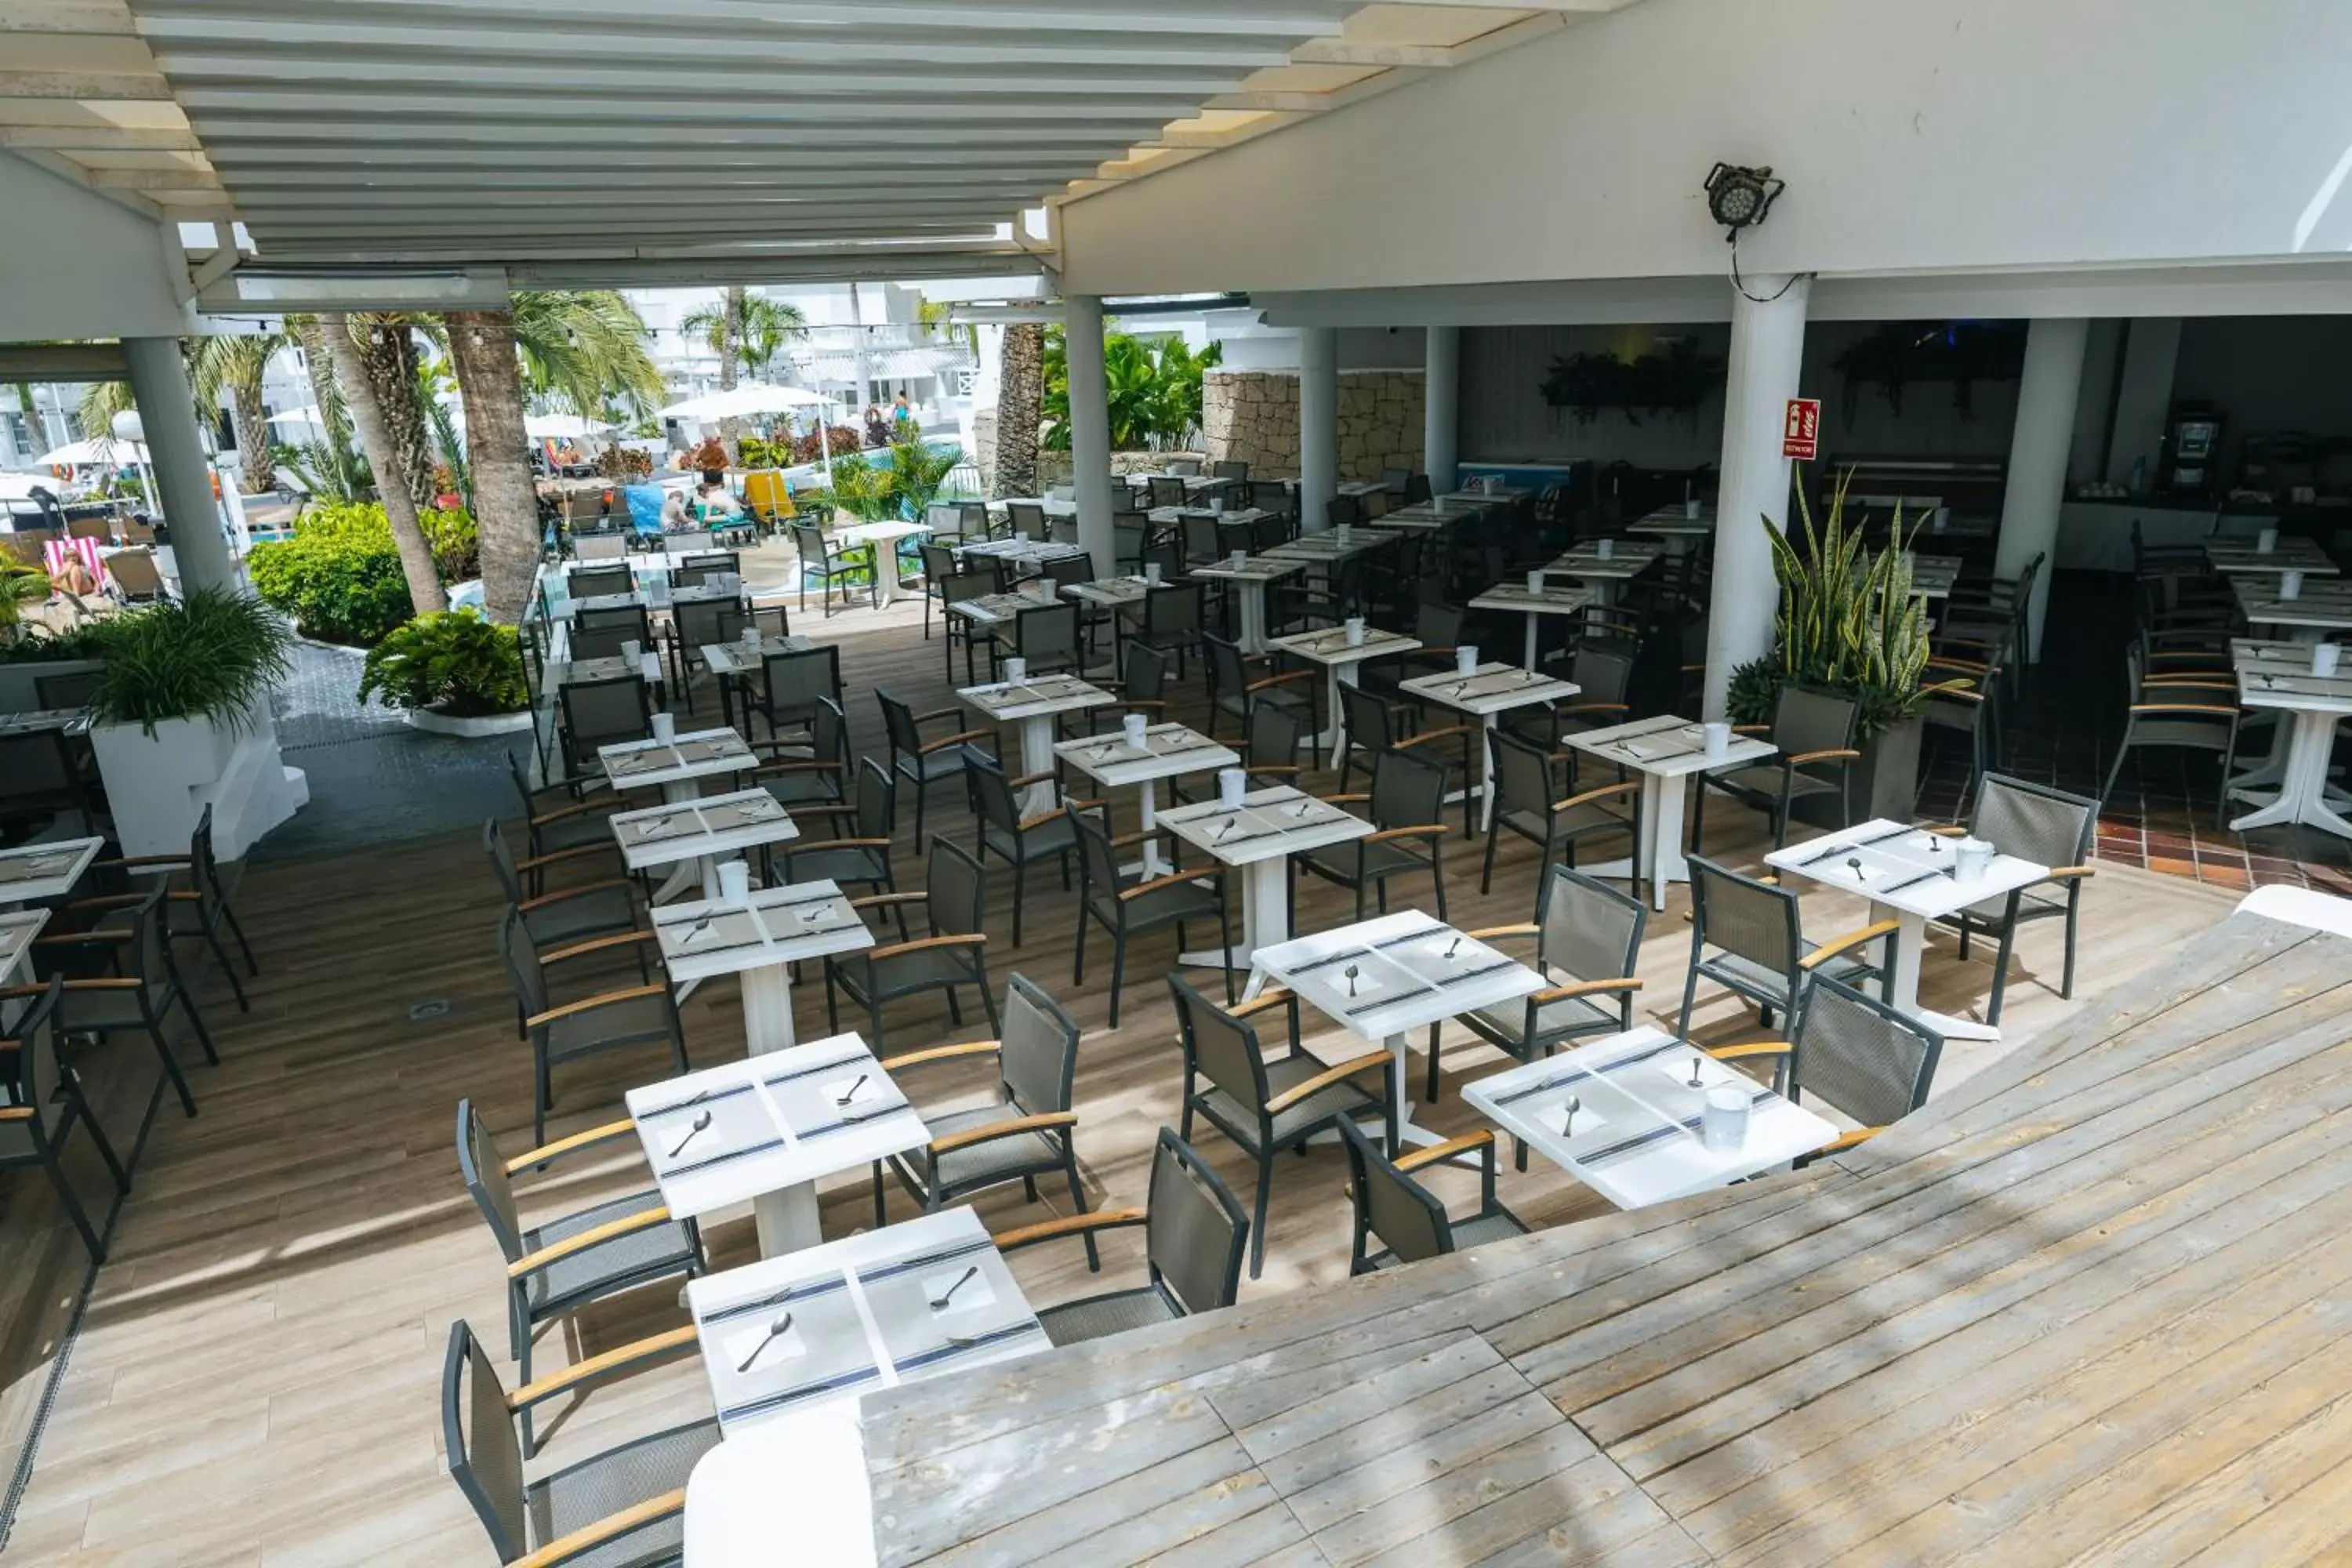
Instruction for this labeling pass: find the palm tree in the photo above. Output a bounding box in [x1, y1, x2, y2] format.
[444, 310, 538, 624]
[993, 321, 1044, 497]
[510, 290, 663, 422]
[190, 330, 292, 494]
[320, 311, 445, 618]
[681, 288, 806, 459]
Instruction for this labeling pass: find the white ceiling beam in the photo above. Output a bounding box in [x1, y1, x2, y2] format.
[132, 0, 1356, 38]
[195, 122, 1139, 151]
[2, 4, 139, 34]
[245, 203, 1022, 234]
[89, 165, 219, 190]
[0, 124, 200, 149]
[221, 163, 1099, 188]
[0, 71, 171, 98]
[177, 89, 1200, 123]
[231, 184, 1049, 212]
[1151, 112, 1312, 149]
[153, 53, 1251, 100]
[1385, 0, 1630, 9]
[1289, 39, 1459, 67]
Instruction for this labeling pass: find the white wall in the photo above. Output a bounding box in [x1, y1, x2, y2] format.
[1061, 0, 2352, 297]
[0, 154, 191, 342]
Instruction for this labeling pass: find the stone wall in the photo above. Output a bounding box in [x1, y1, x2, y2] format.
[1034, 448, 1207, 488]
[1202, 368, 1425, 479]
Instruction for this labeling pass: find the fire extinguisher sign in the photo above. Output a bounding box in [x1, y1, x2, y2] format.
[1783, 397, 1820, 460]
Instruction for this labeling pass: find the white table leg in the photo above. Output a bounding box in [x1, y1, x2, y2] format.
[2230, 712, 2296, 790]
[1016, 714, 1058, 817]
[873, 544, 907, 604]
[739, 961, 797, 1055]
[1877, 902, 2000, 1042]
[1236, 583, 1269, 655]
[753, 1180, 821, 1257]
[1137, 779, 1167, 876]
[1182, 855, 1280, 970]
[1311, 661, 1360, 757]
[1479, 712, 1498, 832]
[1381, 1030, 1443, 1149]
[2231, 710, 2352, 836]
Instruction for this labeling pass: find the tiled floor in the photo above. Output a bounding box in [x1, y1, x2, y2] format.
[1915, 570, 2352, 895]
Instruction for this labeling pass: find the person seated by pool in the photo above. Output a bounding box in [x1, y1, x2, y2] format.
[660, 488, 691, 530]
[695, 481, 745, 522]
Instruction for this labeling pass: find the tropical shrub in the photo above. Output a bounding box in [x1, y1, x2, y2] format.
[1726, 474, 1944, 740]
[1041, 328, 1223, 451]
[0, 615, 125, 665]
[0, 561, 49, 640]
[789, 425, 865, 466]
[594, 445, 653, 479]
[91, 589, 293, 736]
[249, 500, 474, 644]
[358, 608, 527, 717]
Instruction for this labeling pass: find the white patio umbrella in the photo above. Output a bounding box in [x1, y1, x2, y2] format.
[265, 405, 323, 428]
[523, 413, 615, 441]
[31, 436, 151, 468]
[656, 382, 838, 481]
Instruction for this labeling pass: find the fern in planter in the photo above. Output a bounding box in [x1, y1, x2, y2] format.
[358, 608, 527, 717]
[1726, 474, 1943, 740]
[91, 590, 295, 737]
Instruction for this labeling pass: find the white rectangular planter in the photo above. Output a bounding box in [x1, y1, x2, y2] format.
[89, 700, 308, 860]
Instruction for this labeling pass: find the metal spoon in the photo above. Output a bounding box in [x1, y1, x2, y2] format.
[1688, 1054, 1705, 1089]
[1561, 1095, 1581, 1137]
[736, 1311, 794, 1372]
[930, 1265, 979, 1310]
[1345, 963, 1361, 997]
[1846, 855, 1864, 880]
[1444, 936, 1462, 959]
[836, 1073, 869, 1106]
[668, 1109, 713, 1157]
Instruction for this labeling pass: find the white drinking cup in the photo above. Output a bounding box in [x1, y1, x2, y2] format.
[1595, 537, 1614, 561]
[1123, 713, 1150, 748]
[1217, 768, 1247, 809]
[2258, 527, 2279, 554]
[1703, 720, 1731, 757]
[1685, 498, 1702, 520]
[1144, 561, 1163, 586]
[1004, 656, 1027, 683]
[1700, 1084, 1751, 1152]
[649, 712, 676, 745]
[717, 859, 751, 906]
[1526, 569, 1545, 593]
[2315, 643, 2343, 677]
[620, 637, 641, 662]
[1456, 644, 1479, 676]
[1344, 617, 1366, 648]
[2282, 569, 2306, 601]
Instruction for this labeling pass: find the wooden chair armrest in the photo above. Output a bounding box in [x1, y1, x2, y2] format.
[1243, 763, 1301, 778]
[1319, 793, 1372, 805]
[1265, 1050, 1392, 1114]
[1227, 987, 1295, 1018]
[1363, 825, 1447, 844]
[850, 891, 929, 909]
[91, 853, 190, 870]
[993, 1208, 1148, 1253]
[1105, 827, 1173, 849]
[517, 843, 616, 872]
[506, 1207, 677, 1280]
[2128, 703, 2241, 717]
[1730, 724, 1771, 735]
[1922, 824, 1969, 837]
[1467, 924, 1540, 940]
[1814, 1127, 1883, 1156]
[504, 1118, 637, 1174]
[1393, 1129, 1495, 1174]
[528, 800, 606, 826]
[525, 982, 668, 1030]
[34, 929, 134, 948]
[785, 837, 894, 854]
[751, 760, 842, 779]
[508, 1322, 701, 1409]
[1798, 919, 1900, 970]
[1394, 724, 1475, 750]
[2047, 865, 2096, 880]
[540, 929, 661, 965]
[866, 933, 988, 962]
[1552, 780, 1642, 813]
[516, 878, 633, 913]
[1708, 1040, 1794, 1061]
[514, 1493, 686, 1568]
[1919, 681, 1982, 701]
[878, 1040, 1000, 1072]
[61, 894, 144, 911]
[1531, 976, 1642, 1004]
[1121, 868, 1221, 901]
[929, 1110, 1078, 1156]
[1555, 702, 1629, 716]
[1007, 769, 1058, 789]
[0, 1107, 30, 1123]
[914, 706, 964, 724]
[918, 729, 993, 753]
[1245, 670, 1313, 692]
[1787, 748, 1862, 766]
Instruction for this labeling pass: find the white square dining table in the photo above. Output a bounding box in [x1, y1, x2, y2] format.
[0, 837, 102, 909]
[1158, 784, 1371, 970]
[652, 878, 873, 1053]
[955, 672, 1115, 816]
[1054, 722, 1238, 875]
[610, 788, 798, 902]
[1396, 662, 1582, 829]
[599, 727, 757, 802]
[1265, 622, 1421, 756]
[1189, 554, 1306, 653]
[2227, 638, 2352, 839]
[1561, 716, 1776, 910]
[1467, 579, 1595, 670]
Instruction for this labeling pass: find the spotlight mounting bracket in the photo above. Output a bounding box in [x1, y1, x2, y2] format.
[1704, 162, 1784, 241]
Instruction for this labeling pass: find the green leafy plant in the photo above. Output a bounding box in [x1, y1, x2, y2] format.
[790, 425, 864, 466]
[1040, 328, 1224, 451]
[357, 608, 527, 717]
[0, 561, 50, 641]
[1726, 471, 1944, 740]
[1538, 339, 1720, 426]
[249, 500, 472, 645]
[0, 616, 128, 665]
[90, 590, 293, 737]
[822, 455, 898, 522]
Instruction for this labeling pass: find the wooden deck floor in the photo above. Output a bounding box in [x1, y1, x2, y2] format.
[0, 587, 2241, 1565]
[863, 910, 2352, 1566]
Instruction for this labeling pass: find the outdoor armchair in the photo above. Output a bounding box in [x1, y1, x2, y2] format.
[1338, 1121, 1526, 1274]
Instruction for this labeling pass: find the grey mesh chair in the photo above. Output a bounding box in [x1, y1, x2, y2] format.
[1338, 1121, 1526, 1275]
[750, 692, 848, 811]
[566, 563, 634, 598]
[455, 1099, 701, 1456]
[1171, 973, 1396, 1278]
[1000, 601, 1082, 681]
[497, 909, 688, 1145]
[995, 1128, 1248, 1347]
[744, 642, 841, 745]
[1690, 685, 1861, 849]
[878, 686, 992, 853]
[1930, 774, 2099, 1023]
[18, 884, 208, 1118]
[663, 593, 746, 714]
[34, 666, 103, 710]
[1291, 748, 1453, 924]
[1508, 641, 1635, 752]
[1443, 865, 1646, 1105]
[1, 977, 128, 1262]
[1133, 582, 1205, 680]
[792, 521, 875, 615]
[1003, 499, 1047, 538]
[443, 1317, 715, 1568]
[557, 675, 652, 781]
[963, 747, 1081, 948]
[1070, 805, 1232, 1026]
[1707, 975, 1944, 1167]
[1085, 640, 1171, 734]
[1678, 856, 1893, 1037]
[824, 837, 1000, 1041]
[2099, 681, 2241, 829]
[503, 750, 619, 886]
[90, 801, 260, 1011]
[1336, 680, 1475, 822]
[872, 973, 1090, 1240]
[1202, 630, 1317, 760]
[0, 730, 101, 833]
[773, 757, 899, 925]
[1480, 728, 1643, 898]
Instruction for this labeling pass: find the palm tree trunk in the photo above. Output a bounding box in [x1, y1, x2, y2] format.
[229, 379, 274, 494]
[717, 283, 744, 464]
[445, 310, 540, 625]
[321, 313, 446, 618]
[993, 321, 1044, 498]
[354, 318, 440, 517]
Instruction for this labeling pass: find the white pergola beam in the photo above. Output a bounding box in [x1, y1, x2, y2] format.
[2, 3, 139, 34]
[89, 165, 220, 190]
[220, 163, 1102, 188]
[0, 125, 201, 149]
[230, 183, 1050, 212]
[132, 0, 1359, 39]
[154, 53, 1255, 100]
[176, 89, 1203, 122]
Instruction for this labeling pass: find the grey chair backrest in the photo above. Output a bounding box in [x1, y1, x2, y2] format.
[498, 906, 551, 1022]
[1145, 1128, 1250, 1314]
[1328, 493, 1364, 528]
[1043, 554, 1091, 590]
[762, 644, 841, 717]
[669, 564, 719, 590]
[1069, 804, 1124, 903]
[1170, 973, 1269, 1117]
[568, 564, 633, 597]
[1570, 643, 1635, 706]
[0, 732, 79, 800]
[481, 818, 524, 906]
[853, 756, 895, 838]
[1212, 460, 1250, 481]
[925, 837, 988, 935]
[1164, 458, 1202, 477]
[963, 747, 1022, 835]
[1972, 773, 2096, 869]
[1244, 699, 1304, 768]
[1774, 684, 1857, 757]
[998, 973, 1079, 1116]
[1370, 747, 1447, 831]
[34, 667, 103, 710]
[1338, 682, 1397, 752]
[1253, 512, 1289, 552]
[441, 1320, 528, 1562]
[566, 622, 641, 662]
[1687, 855, 1802, 983]
[1, 978, 67, 1161]
[1338, 1118, 1450, 1265]
[559, 675, 652, 754]
[673, 594, 744, 649]
[1181, 513, 1220, 564]
[454, 1099, 525, 1263]
[1004, 500, 1046, 533]
[1487, 728, 1559, 822]
[681, 550, 738, 572]
[789, 522, 833, 568]
[1121, 640, 1170, 706]
[1792, 975, 1944, 1127]
[1142, 582, 1201, 640]
[572, 532, 629, 562]
[919, 541, 961, 583]
[1148, 476, 1185, 509]
[1012, 603, 1080, 666]
[1539, 864, 1648, 985]
[876, 688, 924, 760]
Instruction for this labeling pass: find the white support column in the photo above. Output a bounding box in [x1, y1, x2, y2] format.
[1298, 326, 1338, 534]
[124, 336, 236, 596]
[1063, 294, 1116, 577]
[1996, 317, 2089, 661]
[1424, 325, 1460, 493]
[1702, 275, 1811, 720]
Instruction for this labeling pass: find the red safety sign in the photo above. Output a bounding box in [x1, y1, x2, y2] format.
[1783, 397, 1820, 460]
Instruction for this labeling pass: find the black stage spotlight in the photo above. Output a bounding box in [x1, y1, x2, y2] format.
[1704, 163, 1784, 239]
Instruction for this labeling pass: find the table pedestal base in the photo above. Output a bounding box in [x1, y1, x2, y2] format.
[742, 963, 797, 1054]
[1876, 904, 2001, 1042]
[1183, 857, 1286, 971]
[2230, 709, 2352, 837]
[753, 1179, 821, 1258]
[1580, 771, 1689, 911]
